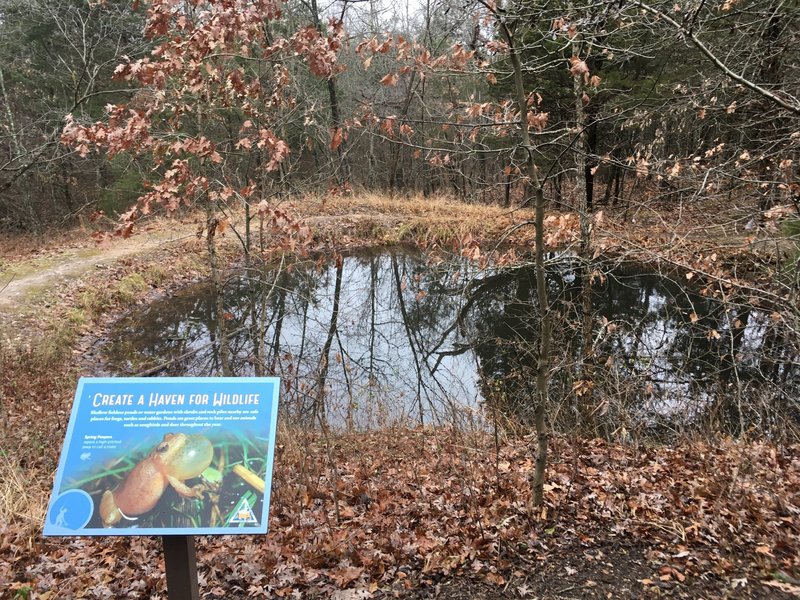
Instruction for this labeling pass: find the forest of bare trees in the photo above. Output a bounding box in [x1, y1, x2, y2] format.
[1, 0, 797, 228]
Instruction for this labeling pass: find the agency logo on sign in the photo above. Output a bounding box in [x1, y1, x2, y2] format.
[228, 496, 259, 525]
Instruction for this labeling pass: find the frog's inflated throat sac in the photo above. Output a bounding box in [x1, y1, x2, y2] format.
[99, 433, 214, 527]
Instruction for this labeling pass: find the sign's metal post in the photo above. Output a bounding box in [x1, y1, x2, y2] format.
[163, 535, 200, 600]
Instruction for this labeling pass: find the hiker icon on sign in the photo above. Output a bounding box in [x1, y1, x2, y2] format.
[228, 497, 258, 525]
[55, 506, 68, 527]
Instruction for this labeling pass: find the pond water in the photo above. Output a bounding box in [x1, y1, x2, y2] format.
[103, 249, 799, 435]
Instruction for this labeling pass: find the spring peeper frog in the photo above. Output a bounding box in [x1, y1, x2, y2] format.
[99, 433, 214, 527]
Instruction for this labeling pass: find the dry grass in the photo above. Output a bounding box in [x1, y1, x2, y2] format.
[0, 453, 48, 534]
[297, 191, 507, 217]
[292, 192, 538, 248]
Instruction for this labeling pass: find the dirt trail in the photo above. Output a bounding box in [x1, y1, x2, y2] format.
[0, 227, 192, 312]
[0, 212, 371, 313]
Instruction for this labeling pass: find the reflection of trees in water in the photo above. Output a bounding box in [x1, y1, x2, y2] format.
[107, 251, 484, 428]
[105, 251, 799, 437]
[464, 260, 799, 437]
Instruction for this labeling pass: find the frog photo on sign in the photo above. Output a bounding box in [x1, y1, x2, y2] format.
[71, 431, 270, 529]
[99, 432, 213, 527]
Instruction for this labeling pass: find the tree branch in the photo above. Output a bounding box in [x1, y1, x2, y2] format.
[633, 1, 800, 116]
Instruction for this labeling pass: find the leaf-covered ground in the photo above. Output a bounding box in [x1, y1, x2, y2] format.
[4, 428, 798, 599]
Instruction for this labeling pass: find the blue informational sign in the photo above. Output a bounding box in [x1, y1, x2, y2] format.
[44, 377, 279, 536]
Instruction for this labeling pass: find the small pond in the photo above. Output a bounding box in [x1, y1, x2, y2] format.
[102, 249, 799, 435]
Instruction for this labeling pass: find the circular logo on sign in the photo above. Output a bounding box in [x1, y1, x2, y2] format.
[49, 490, 94, 530]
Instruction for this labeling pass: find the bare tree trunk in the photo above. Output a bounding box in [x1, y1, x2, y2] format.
[572, 34, 596, 431]
[572, 36, 589, 242]
[0, 69, 22, 157]
[207, 207, 232, 377]
[504, 164, 512, 207]
[309, 0, 350, 185]
[499, 9, 551, 508]
[368, 256, 377, 395]
[248, 270, 265, 377]
[614, 163, 624, 206]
